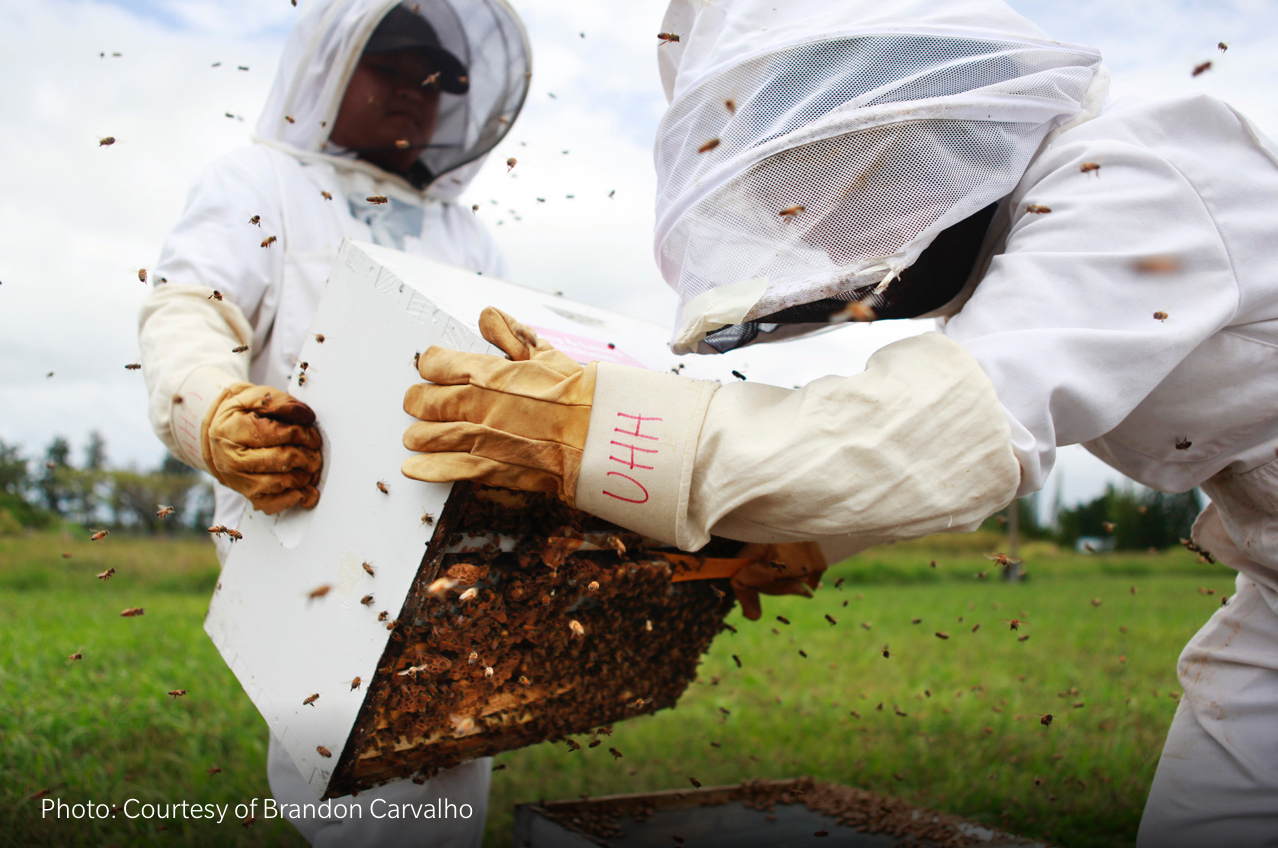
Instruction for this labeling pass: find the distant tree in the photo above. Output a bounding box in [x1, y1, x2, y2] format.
[84, 431, 108, 471]
[0, 438, 51, 529]
[109, 467, 213, 534]
[159, 452, 197, 477]
[1057, 485, 1201, 550]
[0, 439, 28, 496]
[37, 436, 73, 515]
[979, 493, 1051, 540]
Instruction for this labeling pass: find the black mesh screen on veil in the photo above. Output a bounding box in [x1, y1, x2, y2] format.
[391, 0, 529, 187]
[700, 201, 998, 353]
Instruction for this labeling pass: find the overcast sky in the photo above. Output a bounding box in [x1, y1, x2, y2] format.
[1, 0, 1274, 513]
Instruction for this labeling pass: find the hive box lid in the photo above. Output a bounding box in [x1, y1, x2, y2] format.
[204, 239, 707, 798]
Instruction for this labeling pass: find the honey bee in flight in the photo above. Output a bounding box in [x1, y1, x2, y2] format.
[156, 505, 175, 519]
[316, 746, 332, 758]
[303, 693, 319, 707]
[506, 158, 517, 172]
[90, 529, 109, 541]
[209, 291, 223, 301]
[321, 191, 333, 201]
[99, 136, 116, 147]
[1192, 61, 1212, 77]
[207, 766, 222, 775]
[1080, 162, 1101, 176]
[69, 651, 83, 662]
[249, 215, 261, 226]
[261, 236, 277, 248]
[97, 567, 116, 580]
[1040, 714, 1054, 727]
[569, 619, 585, 637]
[362, 562, 375, 576]
[1025, 204, 1051, 214]
[698, 138, 721, 154]
[376, 480, 389, 494]
[367, 195, 389, 204]
[138, 269, 147, 283]
[349, 677, 361, 691]
[1154, 311, 1169, 322]
[125, 363, 141, 370]
[657, 32, 680, 44]
[778, 205, 806, 222]
[121, 607, 144, 617]
[1135, 256, 1180, 274]
[232, 345, 249, 354]
[168, 689, 187, 699]
[308, 584, 332, 600]
[985, 552, 1021, 568]
[361, 594, 374, 606]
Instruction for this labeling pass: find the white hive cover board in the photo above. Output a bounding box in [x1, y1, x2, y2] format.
[204, 239, 707, 798]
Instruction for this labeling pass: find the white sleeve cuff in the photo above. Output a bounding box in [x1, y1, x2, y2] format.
[574, 362, 719, 550]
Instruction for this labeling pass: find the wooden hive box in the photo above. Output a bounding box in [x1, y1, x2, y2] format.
[205, 241, 739, 799]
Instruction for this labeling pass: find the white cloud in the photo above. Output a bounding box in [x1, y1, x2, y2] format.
[0, 0, 1272, 506]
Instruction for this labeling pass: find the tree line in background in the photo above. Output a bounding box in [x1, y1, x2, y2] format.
[983, 486, 1203, 551]
[0, 433, 214, 535]
[1, 432, 1203, 548]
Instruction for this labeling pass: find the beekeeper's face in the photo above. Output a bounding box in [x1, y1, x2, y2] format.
[329, 49, 443, 174]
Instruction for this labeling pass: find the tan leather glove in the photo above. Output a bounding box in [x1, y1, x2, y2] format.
[201, 383, 323, 515]
[401, 307, 595, 505]
[731, 541, 828, 621]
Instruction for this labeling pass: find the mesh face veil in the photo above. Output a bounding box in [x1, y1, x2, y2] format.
[654, 0, 1107, 353]
[255, 0, 529, 198]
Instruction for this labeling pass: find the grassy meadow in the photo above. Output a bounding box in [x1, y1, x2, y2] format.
[0, 528, 1236, 847]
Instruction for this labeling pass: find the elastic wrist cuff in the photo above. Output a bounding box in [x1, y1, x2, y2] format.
[575, 362, 718, 549]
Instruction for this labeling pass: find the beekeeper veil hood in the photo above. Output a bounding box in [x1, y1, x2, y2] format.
[654, 0, 1108, 353]
[255, 0, 529, 199]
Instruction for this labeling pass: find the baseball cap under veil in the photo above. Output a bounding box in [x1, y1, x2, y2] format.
[653, 0, 1108, 353]
[257, 0, 529, 196]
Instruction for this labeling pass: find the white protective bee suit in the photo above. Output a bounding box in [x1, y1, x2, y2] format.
[567, 1, 1278, 843]
[137, 1, 529, 845]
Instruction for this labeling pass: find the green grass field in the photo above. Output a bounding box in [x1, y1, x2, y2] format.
[0, 529, 1236, 847]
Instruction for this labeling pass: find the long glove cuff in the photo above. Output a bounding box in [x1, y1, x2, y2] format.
[574, 362, 719, 550]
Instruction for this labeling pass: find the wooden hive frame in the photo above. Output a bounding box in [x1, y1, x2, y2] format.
[327, 483, 738, 797]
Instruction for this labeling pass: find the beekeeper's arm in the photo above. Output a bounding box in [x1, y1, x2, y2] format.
[401, 307, 1017, 552]
[401, 136, 1235, 553]
[139, 150, 322, 514]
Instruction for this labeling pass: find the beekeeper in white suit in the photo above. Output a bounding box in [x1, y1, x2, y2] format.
[137, 0, 529, 844]
[398, 0, 1278, 844]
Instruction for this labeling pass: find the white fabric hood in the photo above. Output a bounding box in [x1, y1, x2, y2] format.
[654, 0, 1108, 353]
[255, 0, 530, 201]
